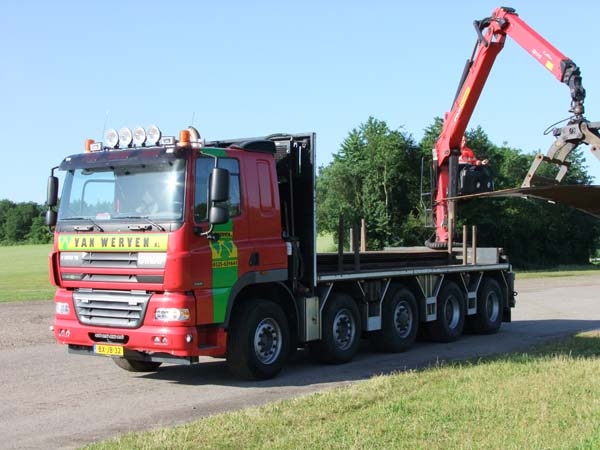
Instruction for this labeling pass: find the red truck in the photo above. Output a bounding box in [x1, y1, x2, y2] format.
[46, 126, 515, 379]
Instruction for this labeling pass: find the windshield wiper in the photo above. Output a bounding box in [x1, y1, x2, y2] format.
[62, 217, 105, 232]
[119, 216, 167, 232]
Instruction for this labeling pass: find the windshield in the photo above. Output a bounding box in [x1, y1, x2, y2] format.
[58, 159, 186, 221]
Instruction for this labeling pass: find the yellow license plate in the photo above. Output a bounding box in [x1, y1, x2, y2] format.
[94, 344, 124, 356]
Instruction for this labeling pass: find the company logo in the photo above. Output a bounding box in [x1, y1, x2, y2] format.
[210, 238, 238, 269]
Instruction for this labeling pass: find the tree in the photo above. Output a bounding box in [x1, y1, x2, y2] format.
[2, 202, 39, 243]
[317, 117, 422, 249]
[0, 200, 52, 245]
[26, 215, 52, 244]
[0, 199, 16, 242]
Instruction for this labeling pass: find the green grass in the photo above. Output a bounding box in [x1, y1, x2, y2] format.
[84, 331, 600, 450]
[316, 232, 337, 252]
[516, 265, 600, 278]
[0, 244, 54, 302]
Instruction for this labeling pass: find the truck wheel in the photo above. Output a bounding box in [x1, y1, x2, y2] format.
[370, 286, 418, 353]
[112, 357, 162, 372]
[309, 293, 361, 364]
[427, 281, 465, 342]
[227, 299, 290, 380]
[469, 278, 503, 334]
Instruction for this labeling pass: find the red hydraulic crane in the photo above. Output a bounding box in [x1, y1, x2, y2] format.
[430, 6, 600, 247]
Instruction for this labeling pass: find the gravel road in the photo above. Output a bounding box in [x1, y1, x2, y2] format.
[1, 275, 599, 450]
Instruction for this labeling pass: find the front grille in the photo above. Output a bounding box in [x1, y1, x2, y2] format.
[74, 289, 151, 328]
[82, 252, 138, 267]
[76, 274, 163, 283]
[60, 251, 166, 269]
[60, 251, 165, 285]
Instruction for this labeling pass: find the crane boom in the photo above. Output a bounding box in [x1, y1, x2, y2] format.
[430, 6, 598, 247]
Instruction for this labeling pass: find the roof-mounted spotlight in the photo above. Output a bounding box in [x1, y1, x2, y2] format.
[146, 124, 162, 146]
[133, 126, 146, 146]
[119, 127, 133, 147]
[105, 128, 119, 148]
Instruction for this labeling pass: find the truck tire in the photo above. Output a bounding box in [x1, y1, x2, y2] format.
[469, 277, 503, 334]
[427, 281, 465, 342]
[112, 357, 162, 372]
[309, 293, 361, 364]
[227, 299, 290, 380]
[369, 286, 419, 353]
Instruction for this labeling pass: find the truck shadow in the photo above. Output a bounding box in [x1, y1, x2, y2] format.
[139, 319, 600, 388]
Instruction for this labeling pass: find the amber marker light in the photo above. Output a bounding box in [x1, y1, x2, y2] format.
[178, 129, 191, 147]
[84, 139, 95, 153]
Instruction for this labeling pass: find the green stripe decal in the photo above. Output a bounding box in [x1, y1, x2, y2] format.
[201, 147, 228, 158]
[210, 223, 238, 323]
[202, 147, 236, 322]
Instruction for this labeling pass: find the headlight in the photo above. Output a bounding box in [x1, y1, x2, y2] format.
[155, 308, 190, 322]
[56, 302, 70, 315]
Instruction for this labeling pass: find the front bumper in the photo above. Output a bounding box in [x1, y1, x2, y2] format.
[54, 317, 198, 356]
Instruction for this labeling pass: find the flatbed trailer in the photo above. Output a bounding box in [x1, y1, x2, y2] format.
[312, 246, 514, 350]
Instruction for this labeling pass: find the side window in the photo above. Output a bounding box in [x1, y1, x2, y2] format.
[217, 158, 241, 217]
[194, 157, 241, 222]
[194, 158, 211, 222]
[257, 160, 273, 210]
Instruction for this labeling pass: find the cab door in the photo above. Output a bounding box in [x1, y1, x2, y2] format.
[189, 155, 244, 325]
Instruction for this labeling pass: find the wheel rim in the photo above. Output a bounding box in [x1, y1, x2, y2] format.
[253, 317, 282, 365]
[444, 295, 461, 329]
[333, 308, 356, 351]
[394, 300, 413, 338]
[485, 290, 500, 322]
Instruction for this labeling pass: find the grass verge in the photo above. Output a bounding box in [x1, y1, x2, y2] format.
[0, 244, 54, 302]
[316, 232, 337, 252]
[84, 331, 600, 450]
[517, 265, 600, 278]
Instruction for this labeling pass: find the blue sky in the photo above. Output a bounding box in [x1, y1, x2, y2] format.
[2, 1, 599, 203]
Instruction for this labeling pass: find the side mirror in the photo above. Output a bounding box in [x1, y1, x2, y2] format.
[200, 166, 230, 238]
[46, 168, 59, 230]
[45, 209, 57, 227]
[47, 175, 59, 207]
[209, 205, 229, 225]
[210, 168, 229, 203]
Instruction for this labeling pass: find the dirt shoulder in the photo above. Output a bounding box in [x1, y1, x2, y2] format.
[0, 300, 55, 350]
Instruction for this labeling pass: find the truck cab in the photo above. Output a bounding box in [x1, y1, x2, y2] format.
[48, 126, 315, 378]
